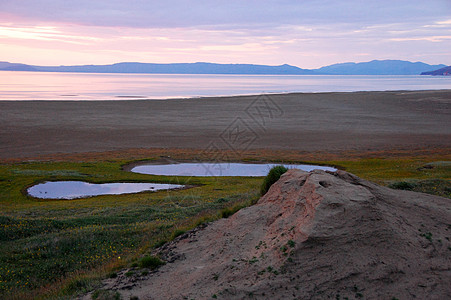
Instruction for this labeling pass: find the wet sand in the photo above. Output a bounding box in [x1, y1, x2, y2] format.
[0, 90, 450, 159]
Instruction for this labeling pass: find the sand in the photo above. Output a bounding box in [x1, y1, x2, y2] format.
[89, 169, 451, 300]
[0, 90, 450, 159]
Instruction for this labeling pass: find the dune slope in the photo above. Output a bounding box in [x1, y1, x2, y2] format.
[96, 169, 451, 300]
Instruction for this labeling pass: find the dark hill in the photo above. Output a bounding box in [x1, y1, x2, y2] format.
[316, 59, 446, 75]
[421, 66, 451, 76]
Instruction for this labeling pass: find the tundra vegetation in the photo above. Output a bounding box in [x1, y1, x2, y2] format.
[0, 151, 449, 299]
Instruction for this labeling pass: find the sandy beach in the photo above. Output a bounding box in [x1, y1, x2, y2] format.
[0, 90, 450, 159]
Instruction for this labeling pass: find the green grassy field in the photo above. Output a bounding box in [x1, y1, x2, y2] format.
[0, 153, 449, 299]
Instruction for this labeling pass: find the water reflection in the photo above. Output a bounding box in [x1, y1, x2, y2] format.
[1, 72, 450, 100]
[28, 181, 184, 199]
[130, 162, 336, 177]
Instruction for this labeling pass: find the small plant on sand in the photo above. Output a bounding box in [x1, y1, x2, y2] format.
[280, 245, 288, 254]
[139, 255, 165, 270]
[420, 232, 433, 242]
[248, 256, 259, 264]
[125, 271, 134, 277]
[260, 165, 288, 196]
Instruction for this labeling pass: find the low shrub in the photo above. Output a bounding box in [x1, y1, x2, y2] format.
[260, 165, 288, 196]
[139, 255, 164, 270]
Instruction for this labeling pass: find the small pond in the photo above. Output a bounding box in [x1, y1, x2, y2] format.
[27, 181, 184, 200]
[130, 162, 336, 177]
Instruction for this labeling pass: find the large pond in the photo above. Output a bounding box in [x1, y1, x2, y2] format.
[28, 181, 184, 200]
[130, 162, 336, 177]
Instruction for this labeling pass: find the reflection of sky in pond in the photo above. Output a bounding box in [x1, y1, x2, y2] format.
[28, 181, 184, 200]
[131, 163, 336, 177]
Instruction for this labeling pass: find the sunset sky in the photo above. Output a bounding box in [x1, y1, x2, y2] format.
[0, 0, 450, 69]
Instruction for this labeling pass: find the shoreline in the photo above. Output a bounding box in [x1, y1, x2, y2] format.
[1, 90, 450, 160]
[1, 89, 451, 102]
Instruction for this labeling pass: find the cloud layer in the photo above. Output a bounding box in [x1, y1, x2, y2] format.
[0, 0, 450, 67]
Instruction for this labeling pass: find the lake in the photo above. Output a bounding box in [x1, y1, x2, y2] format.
[0, 71, 449, 100]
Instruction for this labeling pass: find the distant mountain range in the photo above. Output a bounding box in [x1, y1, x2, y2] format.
[0, 62, 316, 75]
[0, 60, 447, 75]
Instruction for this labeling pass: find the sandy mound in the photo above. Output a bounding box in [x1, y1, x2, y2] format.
[95, 170, 451, 300]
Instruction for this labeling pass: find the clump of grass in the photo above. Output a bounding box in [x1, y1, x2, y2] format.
[220, 207, 236, 218]
[139, 255, 164, 270]
[124, 271, 134, 277]
[248, 256, 259, 264]
[260, 165, 288, 196]
[220, 203, 247, 218]
[170, 229, 186, 240]
[92, 289, 121, 300]
[194, 215, 216, 227]
[153, 239, 168, 248]
[388, 181, 417, 190]
[388, 179, 450, 198]
[420, 232, 433, 242]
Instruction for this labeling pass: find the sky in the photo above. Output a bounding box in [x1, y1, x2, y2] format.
[0, 0, 450, 69]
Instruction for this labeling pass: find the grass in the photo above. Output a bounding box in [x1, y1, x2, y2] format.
[0, 159, 260, 299]
[260, 165, 288, 196]
[139, 255, 164, 270]
[0, 150, 449, 299]
[388, 179, 450, 198]
[91, 289, 121, 300]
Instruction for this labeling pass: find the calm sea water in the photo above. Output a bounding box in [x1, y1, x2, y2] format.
[0, 71, 449, 100]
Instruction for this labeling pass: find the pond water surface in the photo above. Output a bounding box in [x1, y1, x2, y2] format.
[28, 181, 184, 199]
[130, 163, 336, 177]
